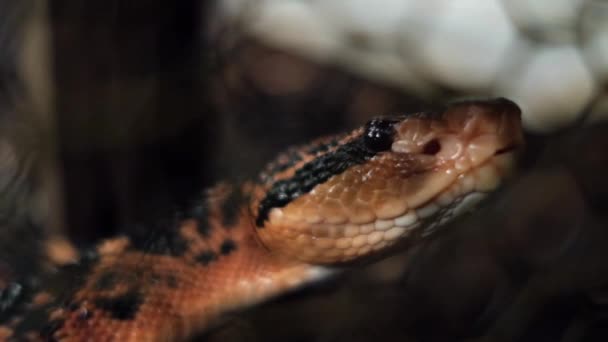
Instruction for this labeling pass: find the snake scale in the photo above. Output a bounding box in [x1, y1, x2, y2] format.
[0, 98, 523, 341]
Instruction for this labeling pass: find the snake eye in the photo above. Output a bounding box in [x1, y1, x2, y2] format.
[364, 118, 396, 152]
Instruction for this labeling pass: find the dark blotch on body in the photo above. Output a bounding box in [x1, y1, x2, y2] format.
[187, 198, 212, 237]
[149, 273, 178, 289]
[67, 301, 81, 312]
[220, 239, 237, 255]
[77, 308, 92, 321]
[10, 299, 57, 338]
[40, 318, 64, 339]
[5, 250, 99, 339]
[256, 134, 378, 227]
[147, 234, 188, 257]
[0, 282, 32, 337]
[129, 224, 189, 257]
[94, 271, 120, 291]
[94, 290, 143, 320]
[220, 188, 246, 228]
[195, 251, 217, 266]
[166, 275, 178, 288]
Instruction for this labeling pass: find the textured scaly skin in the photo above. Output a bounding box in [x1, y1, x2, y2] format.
[0, 98, 523, 341]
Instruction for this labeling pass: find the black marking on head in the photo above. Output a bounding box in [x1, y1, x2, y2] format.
[94, 290, 143, 320]
[220, 239, 237, 255]
[264, 148, 303, 178]
[94, 271, 120, 291]
[221, 188, 245, 228]
[306, 137, 341, 155]
[263, 137, 344, 184]
[256, 134, 377, 227]
[195, 251, 217, 265]
[364, 118, 397, 152]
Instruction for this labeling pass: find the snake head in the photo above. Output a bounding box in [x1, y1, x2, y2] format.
[253, 98, 524, 264]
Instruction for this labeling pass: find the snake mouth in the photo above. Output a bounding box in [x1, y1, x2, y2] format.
[495, 144, 519, 155]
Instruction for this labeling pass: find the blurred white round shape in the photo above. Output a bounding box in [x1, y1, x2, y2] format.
[313, 0, 414, 48]
[416, 0, 516, 91]
[504, 0, 585, 41]
[580, 2, 608, 83]
[397, 0, 453, 56]
[584, 32, 608, 83]
[504, 46, 597, 133]
[249, 1, 342, 62]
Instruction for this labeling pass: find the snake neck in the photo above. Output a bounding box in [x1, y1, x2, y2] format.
[0, 182, 330, 341]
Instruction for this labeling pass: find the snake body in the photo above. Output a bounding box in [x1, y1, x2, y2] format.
[0, 98, 523, 341]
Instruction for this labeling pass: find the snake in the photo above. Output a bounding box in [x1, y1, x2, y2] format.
[0, 98, 523, 341]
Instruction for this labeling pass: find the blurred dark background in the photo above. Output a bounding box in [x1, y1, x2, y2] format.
[50, 1, 214, 242]
[1, 1, 608, 341]
[48, 1, 426, 244]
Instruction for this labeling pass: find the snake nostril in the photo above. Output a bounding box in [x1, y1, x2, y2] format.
[422, 139, 441, 155]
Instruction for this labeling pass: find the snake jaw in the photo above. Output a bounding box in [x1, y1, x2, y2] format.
[254, 98, 523, 264]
